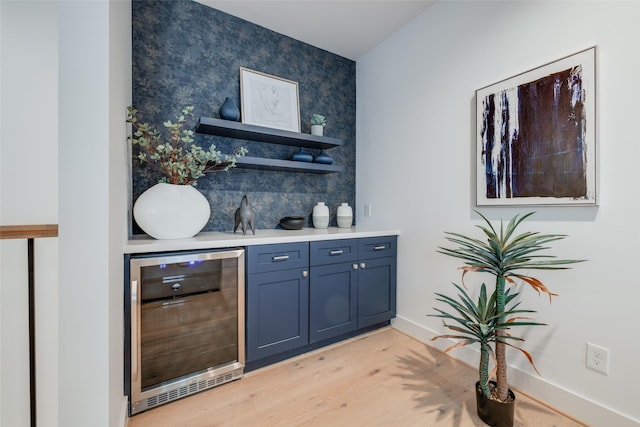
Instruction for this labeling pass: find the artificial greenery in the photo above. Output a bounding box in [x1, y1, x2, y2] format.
[432, 282, 544, 399]
[127, 106, 247, 186]
[432, 211, 583, 402]
[310, 114, 326, 126]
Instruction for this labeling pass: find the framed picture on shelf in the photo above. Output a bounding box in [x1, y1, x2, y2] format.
[476, 46, 597, 206]
[240, 67, 300, 132]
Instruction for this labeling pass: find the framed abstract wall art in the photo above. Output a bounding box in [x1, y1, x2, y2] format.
[240, 67, 300, 132]
[476, 47, 597, 206]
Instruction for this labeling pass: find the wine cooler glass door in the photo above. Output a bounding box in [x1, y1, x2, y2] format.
[128, 249, 245, 415]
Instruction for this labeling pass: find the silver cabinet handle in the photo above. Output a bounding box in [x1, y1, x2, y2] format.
[360, 262, 366, 269]
[329, 250, 344, 255]
[352, 264, 358, 270]
[373, 245, 386, 251]
[302, 271, 308, 277]
[272, 255, 289, 261]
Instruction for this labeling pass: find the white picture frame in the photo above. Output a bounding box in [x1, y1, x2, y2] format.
[240, 67, 300, 132]
[476, 47, 597, 206]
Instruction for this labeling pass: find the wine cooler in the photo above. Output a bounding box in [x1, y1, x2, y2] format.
[125, 248, 245, 415]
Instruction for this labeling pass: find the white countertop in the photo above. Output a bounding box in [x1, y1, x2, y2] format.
[124, 226, 401, 254]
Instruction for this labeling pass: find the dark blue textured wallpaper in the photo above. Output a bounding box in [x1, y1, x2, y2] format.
[131, 0, 356, 234]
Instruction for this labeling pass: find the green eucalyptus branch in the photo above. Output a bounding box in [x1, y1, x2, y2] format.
[127, 105, 247, 186]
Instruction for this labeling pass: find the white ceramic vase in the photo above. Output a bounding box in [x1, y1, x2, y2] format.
[133, 183, 211, 239]
[311, 125, 324, 136]
[337, 203, 353, 228]
[312, 202, 330, 229]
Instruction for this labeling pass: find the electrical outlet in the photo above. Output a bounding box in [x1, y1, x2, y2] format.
[586, 343, 609, 374]
[364, 204, 372, 217]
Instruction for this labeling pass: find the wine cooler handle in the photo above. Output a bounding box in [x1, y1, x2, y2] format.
[131, 280, 139, 382]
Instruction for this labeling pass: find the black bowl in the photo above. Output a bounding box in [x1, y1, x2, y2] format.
[279, 216, 306, 230]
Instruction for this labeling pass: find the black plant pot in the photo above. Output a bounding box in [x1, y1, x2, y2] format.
[475, 381, 516, 427]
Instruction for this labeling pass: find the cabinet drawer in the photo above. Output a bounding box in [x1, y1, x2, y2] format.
[246, 243, 309, 274]
[358, 236, 397, 260]
[310, 239, 358, 266]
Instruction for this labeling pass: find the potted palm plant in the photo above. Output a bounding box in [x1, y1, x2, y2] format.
[431, 211, 583, 427]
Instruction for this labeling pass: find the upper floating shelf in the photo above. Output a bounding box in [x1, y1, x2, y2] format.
[196, 116, 342, 150]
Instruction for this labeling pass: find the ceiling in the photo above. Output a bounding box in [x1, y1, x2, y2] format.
[195, 1, 437, 60]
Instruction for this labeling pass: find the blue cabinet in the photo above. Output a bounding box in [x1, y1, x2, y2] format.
[309, 240, 359, 343]
[357, 255, 397, 328]
[246, 243, 309, 362]
[357, 236, 397, 328]
[246, 236, 397, 369]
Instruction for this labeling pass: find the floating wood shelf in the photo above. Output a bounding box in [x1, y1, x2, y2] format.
[236, 156, 342, 174]
[196, 117, 342, 174]
[196, 116, 342, 149]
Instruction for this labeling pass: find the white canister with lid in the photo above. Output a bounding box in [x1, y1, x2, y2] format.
[312, 202, 330, 229]
[337, 203, 353, 228]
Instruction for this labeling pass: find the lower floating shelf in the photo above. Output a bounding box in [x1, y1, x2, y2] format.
[237, 156, 342, 174]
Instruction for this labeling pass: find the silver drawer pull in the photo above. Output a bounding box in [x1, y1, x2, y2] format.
[329, 250, 344, 255]
[272, 255, 290, 262]
[373, 245, 386, 251]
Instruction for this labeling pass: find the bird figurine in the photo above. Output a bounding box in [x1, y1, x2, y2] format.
[234, 194, 256, 235]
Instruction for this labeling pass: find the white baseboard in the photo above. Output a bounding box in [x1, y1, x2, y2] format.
[391, 316, 640, 427]
[119, 396, 129, 427]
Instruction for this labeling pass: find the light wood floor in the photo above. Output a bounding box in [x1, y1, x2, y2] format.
[127, 327, 587, 427]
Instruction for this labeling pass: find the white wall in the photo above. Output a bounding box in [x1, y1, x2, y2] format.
[1, 1, 130, 426]
[108, 0, 133, 423]
[1, 2, 59, 426]
[357, 1, 640, 426]
[58, 1, 130, 426]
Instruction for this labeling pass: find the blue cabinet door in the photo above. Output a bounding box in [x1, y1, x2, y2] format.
[357, 256, 397, 328]
[309, 262, 357, 344]
[246, 268, 309, 362]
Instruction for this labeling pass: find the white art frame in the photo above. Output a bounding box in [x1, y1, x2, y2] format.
[476, 47, 597, 206]
[240, 67, 300, 132]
